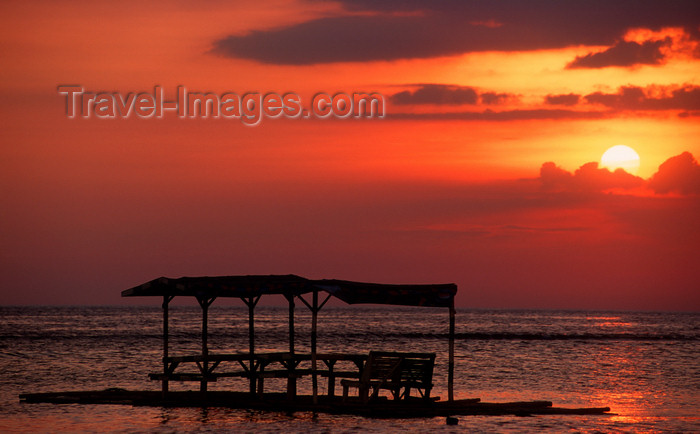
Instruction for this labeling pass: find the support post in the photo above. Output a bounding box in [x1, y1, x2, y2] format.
[248, 297, 255, 394]
[448, 299, 455, 402]
[311, 289, 318, 404]
[197, 296, 215, 393]
[161, 295, 173, 397]
[285, 293, 297, 398]
[287, 294, 295, 354]
[298, 290, 331, 405]
[243, 296, 260, 395]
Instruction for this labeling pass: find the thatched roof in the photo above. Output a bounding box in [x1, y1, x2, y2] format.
[122, 274, 456, 307]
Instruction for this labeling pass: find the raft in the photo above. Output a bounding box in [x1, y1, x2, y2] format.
[19, 389, 612, 418]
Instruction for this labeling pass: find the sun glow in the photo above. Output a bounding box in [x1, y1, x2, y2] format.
[601, 145, 641, 174]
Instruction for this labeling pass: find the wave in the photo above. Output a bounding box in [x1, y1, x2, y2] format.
[4, 331, 696, 342]
[403, 332, 698, 341]
[320, 331, 699, 341]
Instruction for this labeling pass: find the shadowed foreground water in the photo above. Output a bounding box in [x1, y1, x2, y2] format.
[1, 306, 698, 432]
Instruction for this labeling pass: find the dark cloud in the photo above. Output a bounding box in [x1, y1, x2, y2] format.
[540, 161, 644, 192]
[480, 92, 511, 105]
[391, 84, 478, 105]
[389, 109, 607, 121]
[666, 86, 700, 110]
[586, 86, 646, 108]
[540, 153, 700, 196]
[585, 85, 700, 111]
[211, 0, 700, 64]
[567, 39, 670, 69]
[539, 162, 573, 189]
[389, 84, 514, 106]
[575, 162, 645, 190]
[545, 93, 580, 106]
[386, 83, 700, 119]
[648, 152, 700, 195]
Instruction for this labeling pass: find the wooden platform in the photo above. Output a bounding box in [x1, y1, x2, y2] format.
[19, 389, 612, 418]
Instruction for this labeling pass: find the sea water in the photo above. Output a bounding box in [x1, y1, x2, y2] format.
[0, 306, 698, 432]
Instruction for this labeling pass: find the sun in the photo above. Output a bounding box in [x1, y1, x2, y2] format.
[601, 145, 640, 174]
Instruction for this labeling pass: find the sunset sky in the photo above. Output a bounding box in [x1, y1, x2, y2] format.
[1, 1, 699, 310]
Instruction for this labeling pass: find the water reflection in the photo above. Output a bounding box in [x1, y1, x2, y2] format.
[2, 307, 698, 432]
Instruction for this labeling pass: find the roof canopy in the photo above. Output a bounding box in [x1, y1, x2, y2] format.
[313, 279, 456, 308]
[122, 274, 457, 308]
[121, 274, 313, 298]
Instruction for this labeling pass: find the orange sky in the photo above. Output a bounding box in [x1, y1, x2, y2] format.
[1, 1, 699, 310]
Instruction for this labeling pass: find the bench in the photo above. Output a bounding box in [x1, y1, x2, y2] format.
[149, 352, 369, 398]
[340, 351, 435, 402]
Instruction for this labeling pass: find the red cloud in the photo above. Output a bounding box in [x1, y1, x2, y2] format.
[545, 93, 580, 106]
[585, 85, 700, 111]
[540, 152, 700, 196]
[540, 161, 643, 192]
[649, 152, 700, 195]
[391, 84, 478, 105]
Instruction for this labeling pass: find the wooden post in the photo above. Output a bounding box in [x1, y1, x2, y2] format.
[161, 295, 172, 397]
[298, 289, 330, 405]
[448, 299, 455, 402]
[311, 289, 318, 404]
[197, 296, 215, 393]
[248, 297, 255, 394]
[286, 294, 297, 398]
[244, 296, 260, 395]
[287, 294, 295, 354]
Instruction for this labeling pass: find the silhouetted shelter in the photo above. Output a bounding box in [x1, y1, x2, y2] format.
[121, 274, 458, 402]
[23, 277, 612, 417]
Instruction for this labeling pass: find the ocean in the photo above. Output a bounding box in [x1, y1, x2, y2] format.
[1, 306, 698, 432]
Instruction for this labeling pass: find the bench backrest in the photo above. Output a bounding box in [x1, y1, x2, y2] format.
[362, 351, 435, 387]
[361, 352, 402, 384]
[399, 354, 435, 386]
